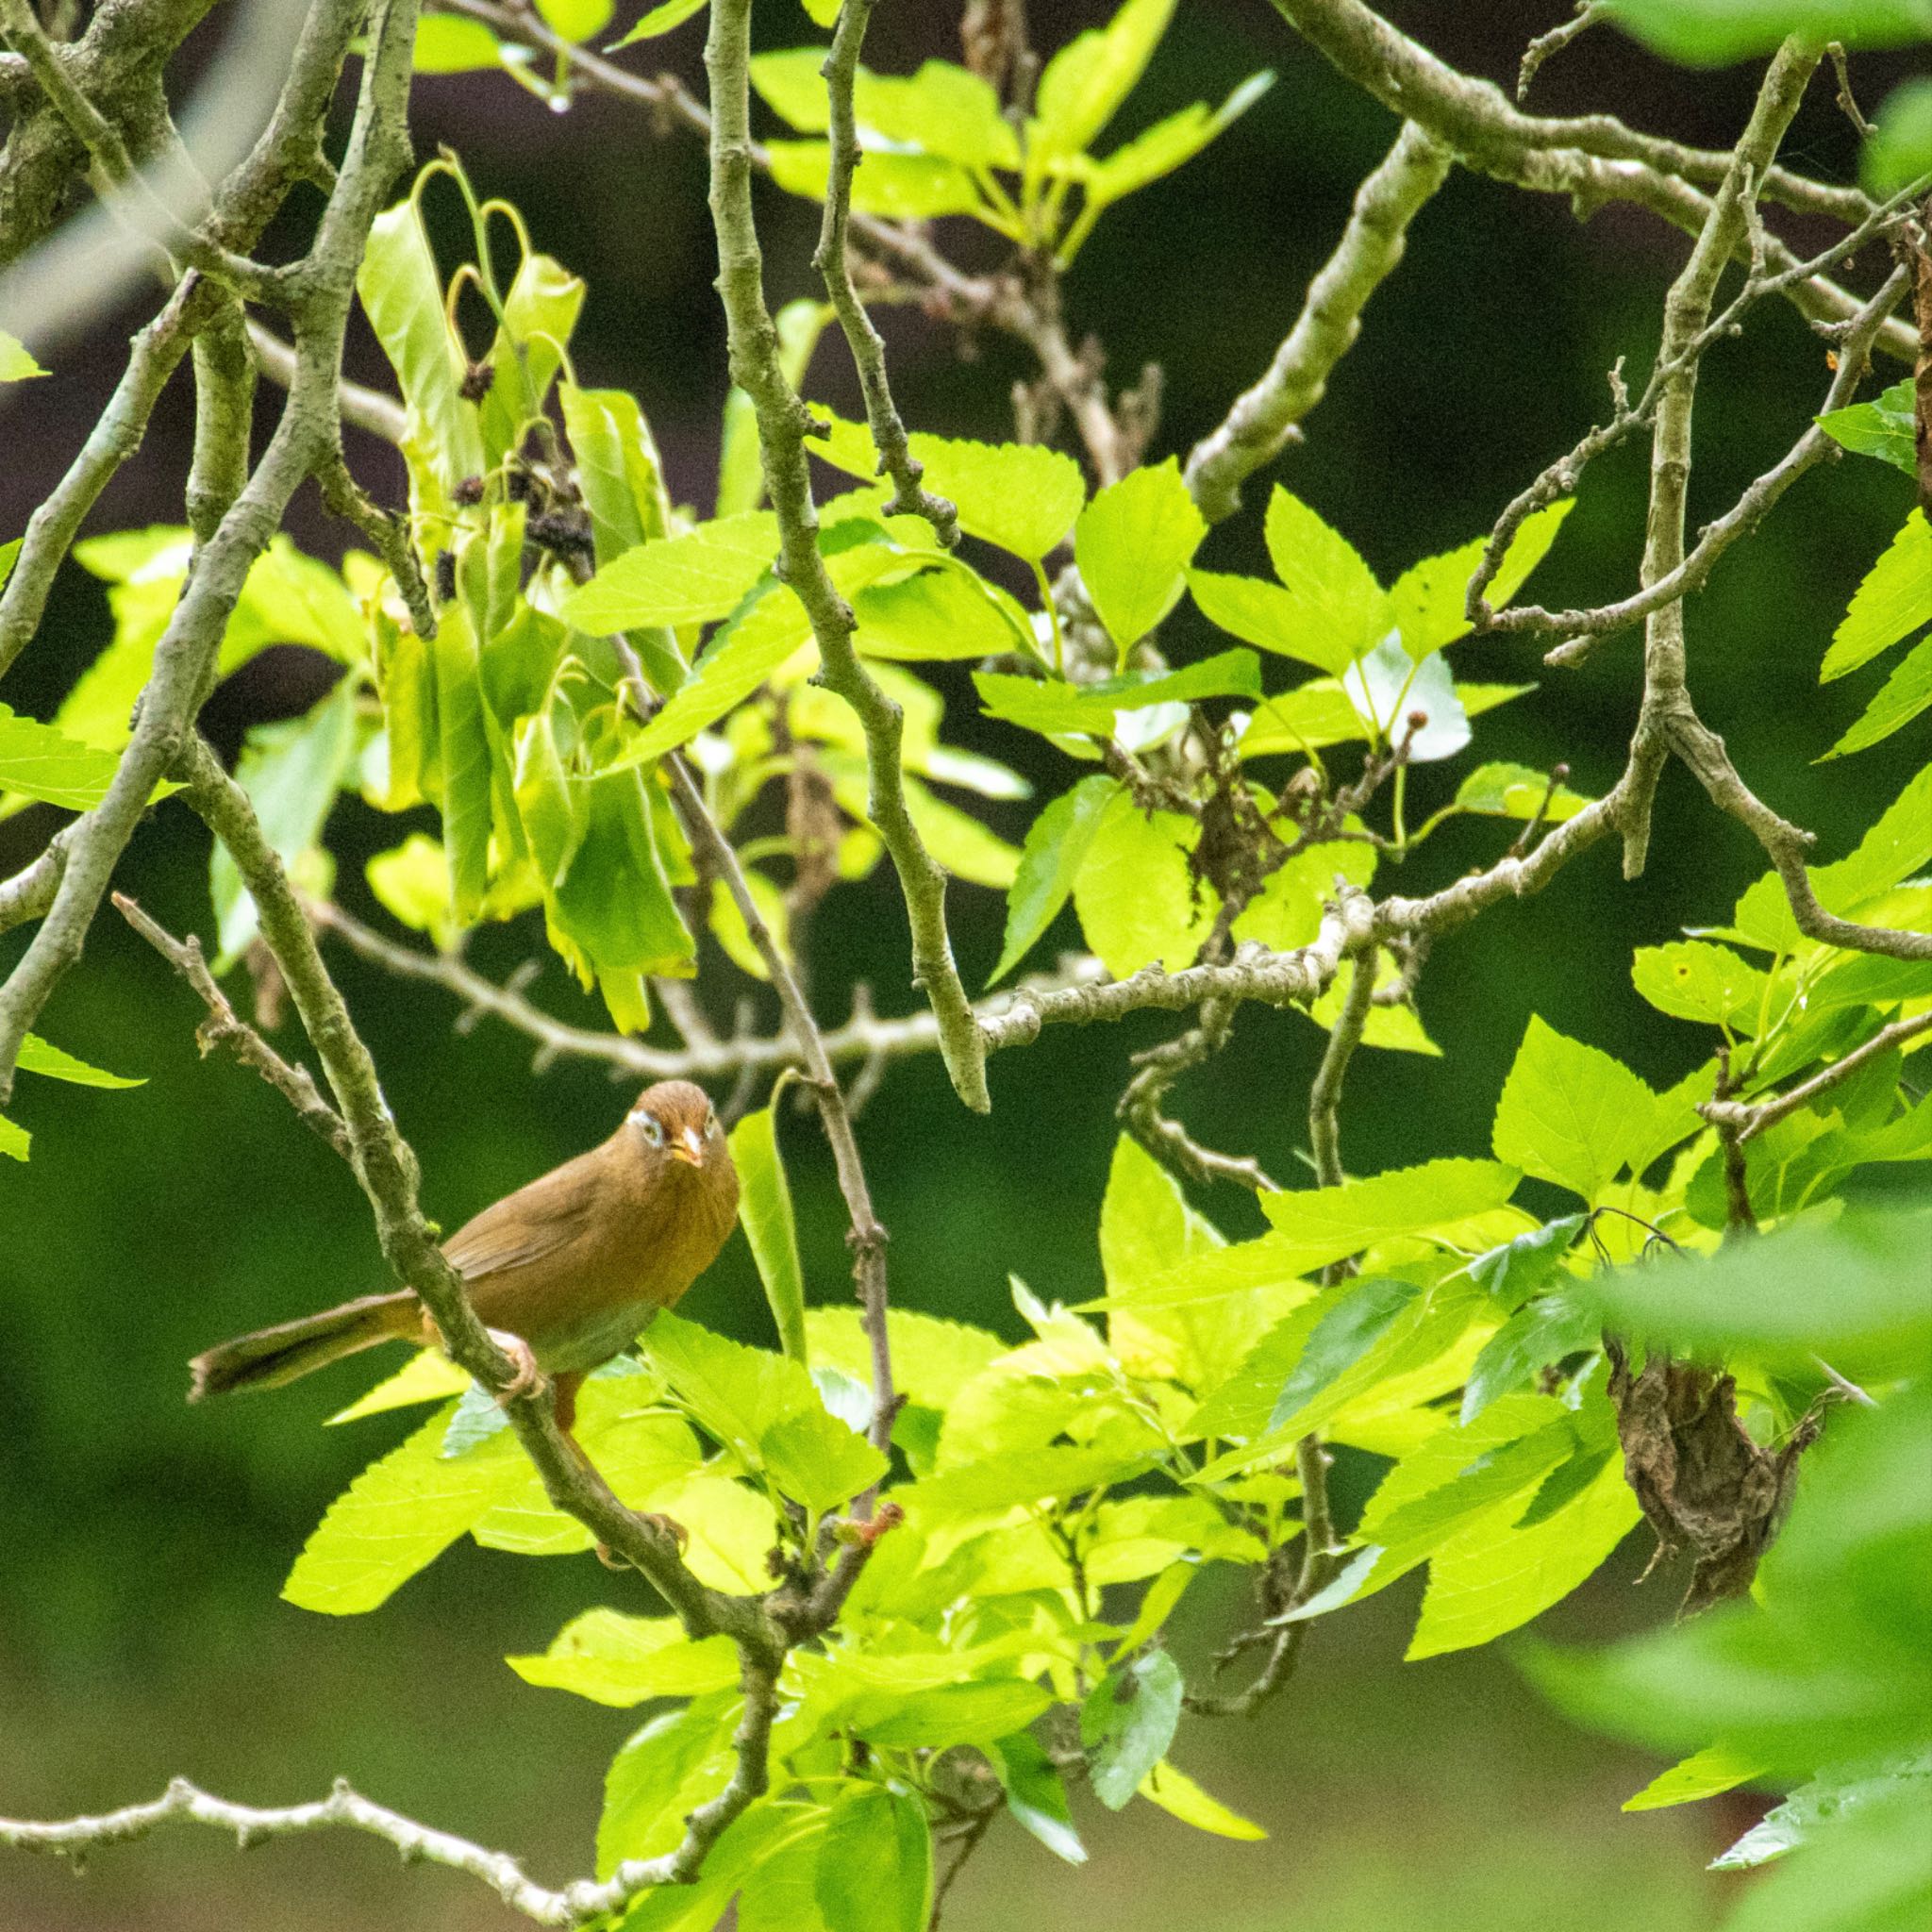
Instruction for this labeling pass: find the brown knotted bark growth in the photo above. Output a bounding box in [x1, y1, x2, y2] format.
[1607, 1343, 1819, 1616]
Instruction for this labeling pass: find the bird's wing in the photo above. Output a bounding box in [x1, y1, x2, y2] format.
[441, 1152, 604, 1281]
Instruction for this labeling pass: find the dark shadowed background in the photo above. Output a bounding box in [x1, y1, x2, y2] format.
[1, 2, 1921, 1925]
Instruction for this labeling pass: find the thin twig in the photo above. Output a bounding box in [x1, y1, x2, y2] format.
[1702, 1009, 1932, 1144]
[113, 891, 352, 1158]
[1518, 3, 1607, 102]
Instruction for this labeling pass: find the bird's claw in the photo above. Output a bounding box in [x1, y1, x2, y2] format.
[486, 1328, 544, 1405]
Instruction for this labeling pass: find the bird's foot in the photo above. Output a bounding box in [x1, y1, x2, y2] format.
[486, 1328, 544, 1405]
[594, 1514, 691, 1570]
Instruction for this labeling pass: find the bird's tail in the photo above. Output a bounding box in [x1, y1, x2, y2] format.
[188, 1292, 419, 1401]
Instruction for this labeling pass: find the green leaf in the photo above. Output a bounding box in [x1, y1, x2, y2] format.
[532, 0, 610, 41]
[1265, 1276, 1421, 1431]
[1822, 512, 1932, 682]
[1623, 1743, 1768, 1812]
[358, 198, 484, 494]
[1342, 635, 1469, 760]
[1137, 1761, 1268, 1840]
[562, 512, 777, 631]
[1030, 0, 1176, 163]
[1081, 1649, 1184, 1810]
[209, 675, 361, 966]
[1468, 1213, 1587, 1310]
[1070, 784, 1215, 975]
[1818, 377, 1918, 477]
[1079, 72, 1274, 211]
[508, 1609, 739, 1705]
[1865, 75, 1932, 197]
[429, 608, 494, 924]
[283, 1403, 520, 1613]
[1407, 1437, 1638, 1657]
[1263, 485, 1386, 667]
[1188, 568, 1355, 676]
[414, 11, 502, 65]
[559, 382, 672, 561]
[1630, 940, 1769, 1030]
[728, 1108, 808, 1363]
[1823, 631, 1932, 758]
[851, 563, 1030, 662]
[1256, 1156, 1523, 1257]
[1581, 1201, 1932, 1382]
[1237, 677, 1532, 759]
[610, 0, 707, 45]
[768, 141, 988, 221]
[801, 1307, 1006, 1412]
[808, 419, 1085, 561]
[0, 1113, 29, 1161]
[639, 1308, 820, 1467]
[1491, 1015, 1657, 1202]
[759, 1406, 887, 1516]
[974, 649, 1261, 739]
[855, 1680, 1054, 1753]
[1724, 1787, 1932, 1932]
[1074, 460, 1208, 661]
[992, 774, 1120, 982]
[993, 1736, 1087, 1864]
[1458, 1291, 1598, 1424]
[854, 59, 1019, 169]
[0, 327, 48, 381]
[1452, 760, 1592, 824]
[365, 834, 457, 949]
[0, 703, 124, 809]
[598, 1696, 736, 1877]
[1715, 1757, 1932, 1871]
[1388, 501, 1574, 660]
[816, 1788, 931, 1932]
[1607, 0, 1932, 65]
[326, 1349, 470, 1424]
[15, 1034, 142, 1089]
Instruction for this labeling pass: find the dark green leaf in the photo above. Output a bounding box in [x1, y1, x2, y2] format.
[1818, 377, 1918, 477]
[728, 1108, 808, 1362]
[993, 1735, 1087, 1864]
[1469, 1213, 1587, 1310]
[1459, 1292, 1599, 1424]
[1081, 1649, 1184, 1809]
[816, 1788, 931, 1932]
[991, 774, 1120, 983]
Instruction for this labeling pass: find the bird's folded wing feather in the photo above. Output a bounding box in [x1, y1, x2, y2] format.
[441, 1156, 603, 1280]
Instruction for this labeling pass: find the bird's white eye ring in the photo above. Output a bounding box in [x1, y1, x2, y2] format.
[634, 1110, 665, 1147]
[706, 1108, 720, 1137]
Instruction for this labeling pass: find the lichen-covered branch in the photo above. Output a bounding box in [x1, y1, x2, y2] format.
[982, 891, 1374, 1056]
[1263, 0, 1915, 362]
[703, 0, 988, 1112]
[0, 0, 419, 1100]
[1185, 121, 1450, 522]
[811, 0, 957, 542]
[1618, 36, 1820, 878]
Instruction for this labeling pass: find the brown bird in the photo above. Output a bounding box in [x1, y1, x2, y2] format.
[189, 1079, 740, 1435]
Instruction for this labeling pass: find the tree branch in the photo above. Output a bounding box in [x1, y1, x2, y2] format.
[811, 0, 957, 542]
[1263, 0, 1915, 362]
[1185, 121, 1451, 523]
[703, 0, 988, 1113]
[1702, 1010, 1932, 1143]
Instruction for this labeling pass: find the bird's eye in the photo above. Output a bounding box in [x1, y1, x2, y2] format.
[706, 1108, 720, 1137]
[636, 1111, 664, 1147]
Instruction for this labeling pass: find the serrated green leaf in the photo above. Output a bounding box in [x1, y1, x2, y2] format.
[993, 1736, 1087, 1864]
[1818, 376, 1918, 476]
[1823, 512, 1932, 683]
[1074, 460, 1207, 660]
[1079, 72, 1274, 212]
[1189, 567, 1355, 676]
[1491, 1016, 1657, 1202]
[768, 140, 989, 221]
[0, 328, 48, 381]
[851, 563, 1030, 662]
[759, 1406, 887, 1516]
[0, 1113, 29, 1160]
[1263, 485, 1386, 666]
[598, 1696, 736, 1879]
[1823, 630, 1932, 758]
[808, 417, 1085, 561]
[801, 1307, 1006, 1412]
[0, 703, 124, 809]
[1452, 759, 1591, 823]
[640, 1309, 820, 1468]
[1631, 940, 1769, 1030]
[15, 1034, 142, 1089]
[1030, 0, 1176, 162]
[1459, 1292, 1598, 1424]
[1070, 784, 1214, 975]
[1468, 1213, 1587, 1310]
[326, 1349, 471, 1424]
[563, 513, 777, 631]
[816, 1788, 931, 1932]
[1388, 500, 1574, 660]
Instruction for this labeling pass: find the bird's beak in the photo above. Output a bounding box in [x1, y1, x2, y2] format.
[670, 1126, 705, 1167]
